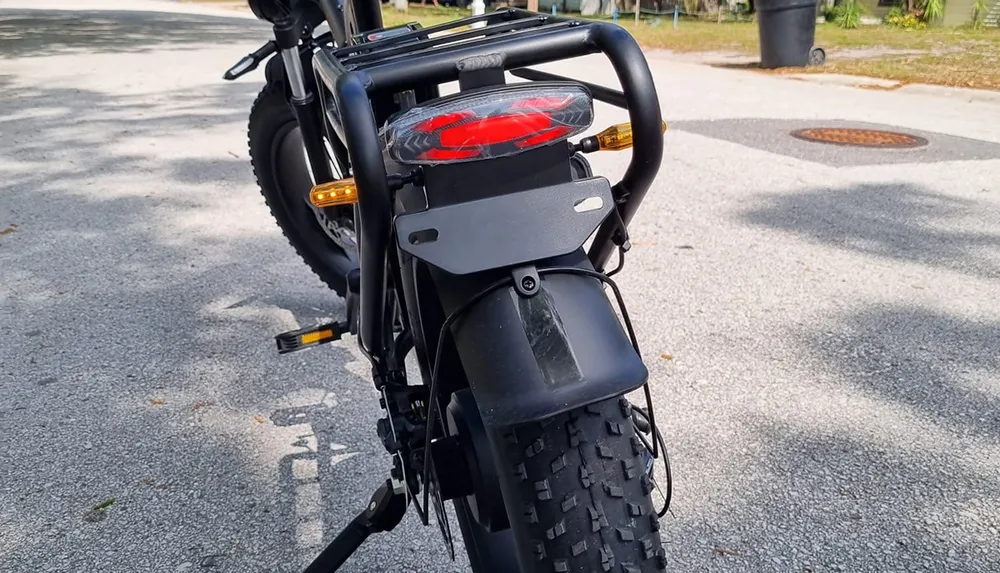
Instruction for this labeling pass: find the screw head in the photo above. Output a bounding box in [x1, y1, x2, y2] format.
[369, 500, 378, 511]
[521, 276, 536, 291]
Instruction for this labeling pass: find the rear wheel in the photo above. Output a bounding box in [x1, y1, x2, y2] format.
[454, 498, 519, 573]
[492, 396, 666, 573]
[248, 83, 357, 295]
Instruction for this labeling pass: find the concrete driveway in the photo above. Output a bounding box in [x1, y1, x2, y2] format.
[1, 1, 999, 572]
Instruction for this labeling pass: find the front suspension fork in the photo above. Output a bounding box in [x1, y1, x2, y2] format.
[273, 15, 335, 185]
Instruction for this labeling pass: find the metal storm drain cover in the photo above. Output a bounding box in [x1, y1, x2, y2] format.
[790, 128, 928, 149]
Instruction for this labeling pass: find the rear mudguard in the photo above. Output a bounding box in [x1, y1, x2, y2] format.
[431, 249, 647, 428]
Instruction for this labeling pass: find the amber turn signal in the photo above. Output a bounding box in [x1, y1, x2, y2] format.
[592, 121, 668, 151]
[310, 178, 358, 208]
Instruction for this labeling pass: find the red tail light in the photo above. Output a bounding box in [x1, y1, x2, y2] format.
[383, 83, 593, 165]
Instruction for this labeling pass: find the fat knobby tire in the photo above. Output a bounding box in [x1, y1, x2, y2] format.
[248, 83, 347, 295]
[496, 396, 666, 573]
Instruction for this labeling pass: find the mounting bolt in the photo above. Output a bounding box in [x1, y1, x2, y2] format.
[369, 500, 378, 511]
[512, 266, 540, 297]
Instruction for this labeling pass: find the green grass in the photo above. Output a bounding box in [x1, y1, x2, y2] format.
[382, 5, 468, 29]
[613, 17, 1000, 56]
[387, 6, 1000, 90]
[798, 50, 1000, 91]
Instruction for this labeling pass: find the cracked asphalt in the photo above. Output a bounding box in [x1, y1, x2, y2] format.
[2, 1, 999, 571]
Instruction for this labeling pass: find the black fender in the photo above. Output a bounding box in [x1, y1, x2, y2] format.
[264, 52, 286, 88]
[431, 249, 647, 428]
[261, 45, 318, 96]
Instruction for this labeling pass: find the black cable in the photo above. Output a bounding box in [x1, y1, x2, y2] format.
[632, 418, 655, 453]
[421, 277, 513, 524]
[606, 245, 626, 278]
[654, 420, 672, 517]
[633, 407, 672, 517]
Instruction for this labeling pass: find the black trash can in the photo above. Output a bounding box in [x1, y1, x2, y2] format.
[756, 0, 818, 69]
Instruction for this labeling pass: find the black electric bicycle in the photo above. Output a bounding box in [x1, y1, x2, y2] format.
[225, 1, 670, 571]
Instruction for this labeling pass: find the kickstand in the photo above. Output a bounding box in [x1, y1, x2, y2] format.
[303, 480, 407, 572]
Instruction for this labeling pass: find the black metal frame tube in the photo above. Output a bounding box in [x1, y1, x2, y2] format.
[341, 17, 554, 66]
[510, 67, 628, 109]
[586, 23, 663, 269]
[323, 17, 662, 365]
[316, 0, 348, 46]
[332, 8, 520, 58]
[290, 92, 335, 184]
[361, 23, 591, 92]
[333, 70, 392, 366]
[343, 0, 383, 39]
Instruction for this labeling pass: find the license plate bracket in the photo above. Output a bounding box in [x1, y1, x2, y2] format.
[394, 177, 614, 275]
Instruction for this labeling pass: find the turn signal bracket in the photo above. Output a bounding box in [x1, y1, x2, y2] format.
[576, 120, 667, 153]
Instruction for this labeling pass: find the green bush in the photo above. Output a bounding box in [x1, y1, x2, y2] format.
[885, 6, 927, 28]
[920, 0, 944, 21]
[835, 0, 864, 28]
[972, 0, 989, 29]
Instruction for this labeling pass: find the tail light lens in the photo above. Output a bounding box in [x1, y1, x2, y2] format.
[383, 83, 593, 165]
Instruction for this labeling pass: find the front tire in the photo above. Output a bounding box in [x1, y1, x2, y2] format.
[248, 83, 356, 295]
[492, 397, 666, 573]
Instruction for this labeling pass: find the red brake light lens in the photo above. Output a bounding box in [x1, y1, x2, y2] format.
[438, 112, 553, 148]
[415, 111, 474, 134]
[383, 83, 593, 165]
[514, 125, 574, 149]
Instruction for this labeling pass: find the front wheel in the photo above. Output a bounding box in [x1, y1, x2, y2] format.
[248, 83, 357, 295]
[492, 396, 666, 573]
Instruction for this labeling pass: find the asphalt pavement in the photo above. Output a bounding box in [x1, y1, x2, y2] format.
[1, 1, 999, 572]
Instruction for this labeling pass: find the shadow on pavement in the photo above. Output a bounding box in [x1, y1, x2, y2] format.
[0, 8, 266, 58]
[802, 305, 1000, 440]
[673, 415, 1000, 571]
[739, 183, 1000, 279]
[0, 8, 461, 567]
[640, 181, 1000, 570]
[0, 18, 443, 571]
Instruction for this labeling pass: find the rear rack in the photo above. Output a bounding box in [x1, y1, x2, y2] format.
[312, 8, 664, 357]
[334, 9, 555, 61]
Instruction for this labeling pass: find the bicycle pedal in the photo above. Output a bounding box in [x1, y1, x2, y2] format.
[275, 321, 348, 354]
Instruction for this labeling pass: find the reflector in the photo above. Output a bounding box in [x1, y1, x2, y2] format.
[383, 83, 593, 165]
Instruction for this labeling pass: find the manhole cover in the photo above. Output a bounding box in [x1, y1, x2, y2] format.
[790, 128, 928, 149]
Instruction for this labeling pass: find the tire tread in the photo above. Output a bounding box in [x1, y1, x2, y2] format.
[496, 397, 665, 572]
[247, 83, 347, 294]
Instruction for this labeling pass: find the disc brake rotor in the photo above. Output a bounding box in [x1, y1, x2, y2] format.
[311, 203, 358, 255]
